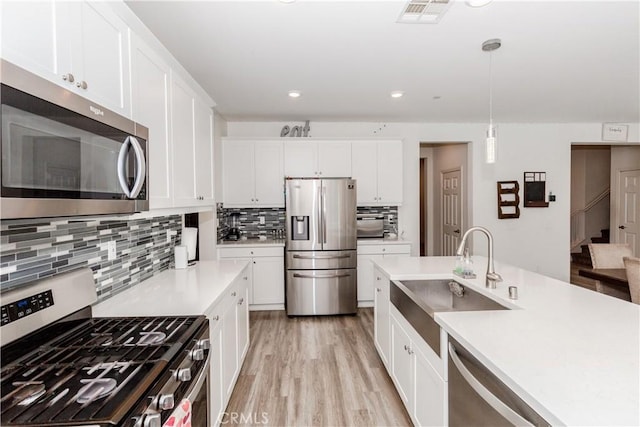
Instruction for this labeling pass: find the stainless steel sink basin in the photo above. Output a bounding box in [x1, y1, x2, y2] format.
[391, 279, 509, 356]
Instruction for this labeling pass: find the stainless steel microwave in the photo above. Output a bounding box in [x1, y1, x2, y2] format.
[0, 60, 149, 219]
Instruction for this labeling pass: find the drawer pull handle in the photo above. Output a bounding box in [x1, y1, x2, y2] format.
[376, 288, 381, 292]
[292, 254, 350, 260]
[213, 315, 220, 321]
[231, 291, 237, 297]
[293, 273, 350, 279]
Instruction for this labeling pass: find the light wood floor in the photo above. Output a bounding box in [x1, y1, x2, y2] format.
[223, 309, 412, 426]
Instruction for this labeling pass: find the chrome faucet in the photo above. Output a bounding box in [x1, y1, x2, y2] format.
[456, 226, 503, 288]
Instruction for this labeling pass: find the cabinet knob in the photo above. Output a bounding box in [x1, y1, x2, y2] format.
[376, 276, 381, 281]
[243, 276, 248, 280]
[404, 344, 408, 351]
[408, 348, 414, 355]
[232, 291, 237, 296]
[255, 198, 259, 202]
[76, 80, 88, 90]
[238, 298, 244, 305]
[213, 315, 220, 321]
[251, 198, 254, 201]
[62, 73, 75, 83]
[376, 287, 381, 292]
[382, 248, 386, 252]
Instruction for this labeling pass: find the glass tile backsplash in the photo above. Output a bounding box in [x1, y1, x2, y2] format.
[217, 204, 398, 240]
[1, 215, 182, 300]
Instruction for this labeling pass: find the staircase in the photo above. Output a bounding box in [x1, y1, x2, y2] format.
[571, 228, 610, 267]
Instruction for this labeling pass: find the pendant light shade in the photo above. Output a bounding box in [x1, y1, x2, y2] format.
[483, 38, 501, 164]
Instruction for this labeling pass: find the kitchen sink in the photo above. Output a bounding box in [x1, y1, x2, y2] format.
[391, 279, 509, 356]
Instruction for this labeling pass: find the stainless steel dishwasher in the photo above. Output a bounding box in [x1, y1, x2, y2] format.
[448, 337, 552, 427]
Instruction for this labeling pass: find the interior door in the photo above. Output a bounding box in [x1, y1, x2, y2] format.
[442, 168, 462, 256]
[617, 169, 640, 256]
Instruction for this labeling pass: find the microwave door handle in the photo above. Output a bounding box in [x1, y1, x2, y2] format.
[127, 136, 146, 198]
[117, 137, 132, 198]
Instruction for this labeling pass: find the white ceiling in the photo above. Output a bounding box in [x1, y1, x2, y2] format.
[126, 0, 640, 123]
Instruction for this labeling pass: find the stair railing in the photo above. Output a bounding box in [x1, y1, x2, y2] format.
[570, 187, 610, 250]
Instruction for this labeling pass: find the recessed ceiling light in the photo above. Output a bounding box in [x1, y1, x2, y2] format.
[288, 90, 301, 98]
[390, 91, 404, 98]
[466, 0, 493, 7]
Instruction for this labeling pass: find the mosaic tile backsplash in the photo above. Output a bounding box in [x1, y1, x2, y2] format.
[1, 215, 182, 300]
[217, 204, 398, 240]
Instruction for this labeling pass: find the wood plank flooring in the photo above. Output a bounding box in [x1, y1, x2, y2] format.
[223, 309, 412, 426]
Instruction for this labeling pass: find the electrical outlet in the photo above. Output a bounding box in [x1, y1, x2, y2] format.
[107, 241, 116, 261]
[259, 216, 265, 225]
[166, 229, 178, 243]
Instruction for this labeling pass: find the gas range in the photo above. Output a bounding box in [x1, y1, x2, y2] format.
[1, 269, 210, 427]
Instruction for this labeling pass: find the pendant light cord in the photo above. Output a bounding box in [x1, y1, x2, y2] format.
[489, 50, 493, 128]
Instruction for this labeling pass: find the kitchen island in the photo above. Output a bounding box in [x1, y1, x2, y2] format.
[373, 256, 640, 426]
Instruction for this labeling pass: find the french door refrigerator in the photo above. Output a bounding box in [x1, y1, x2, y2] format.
[285, 178, 357, 315]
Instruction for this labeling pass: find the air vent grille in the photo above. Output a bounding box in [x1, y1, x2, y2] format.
[397, 0, 452, 24]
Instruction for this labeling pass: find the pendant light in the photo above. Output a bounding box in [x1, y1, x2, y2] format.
[482, 38, 501, 164]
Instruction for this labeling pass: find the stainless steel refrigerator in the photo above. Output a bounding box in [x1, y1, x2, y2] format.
[285, 178, 357, 315]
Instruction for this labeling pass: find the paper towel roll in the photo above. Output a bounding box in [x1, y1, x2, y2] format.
[183, 227, 198, 261]
[174, 245, 188, 269]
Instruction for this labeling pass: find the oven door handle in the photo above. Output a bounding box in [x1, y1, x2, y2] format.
[117, 136, 146, 199]
[183, 349, 211, 403]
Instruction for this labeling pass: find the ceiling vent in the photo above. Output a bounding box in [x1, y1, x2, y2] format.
[397, 0, 452, 24]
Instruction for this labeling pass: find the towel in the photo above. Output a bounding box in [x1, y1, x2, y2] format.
[163, 398, 191, 427]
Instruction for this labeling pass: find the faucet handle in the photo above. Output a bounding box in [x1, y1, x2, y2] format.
[486, 272, 503, 282]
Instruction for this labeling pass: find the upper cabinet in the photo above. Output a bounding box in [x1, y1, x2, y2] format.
[222, 139, 284, 207]
[1, 1, 131, 118]
[131, 35, 172, 209]
[171, 74, 215, 207]
[352, 140, 403, 206]
[284, 140, 351, 178]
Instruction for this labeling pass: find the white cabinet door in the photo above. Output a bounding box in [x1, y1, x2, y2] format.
[252, 257, 285, 305]
[68, 2, 131, 117]
[171, 75, 197, 207]
[221, 299, 238, 400]
[284, 141, 316, 177]
[317, 142, 351, 177]
[391, 314, 413, 407]
[413, 345, 446, 427]
[2, 1, 131, 118]
[374, 267, 391, 368]
[352, 142, 379, 205]
[131, 36, 172, 209]
[357, 254, 383, 304]
[194, 97, 214, 203]
[377, 141, 403, 205]
[254, 142, 284, 206]
[236, 275, 250, 361]
[1, 1, 68, 81]
[209, 325, 224, 427]
[223, 141, 255, 206]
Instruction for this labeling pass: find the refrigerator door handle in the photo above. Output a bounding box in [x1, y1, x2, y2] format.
[292, 254, 351, 260]
[318, 183, 323, 245]
[322, 185, 327, 244]
[293, 273, 351, 279]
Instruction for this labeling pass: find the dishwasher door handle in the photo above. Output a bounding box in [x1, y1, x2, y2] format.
[448, 343, 534, 427]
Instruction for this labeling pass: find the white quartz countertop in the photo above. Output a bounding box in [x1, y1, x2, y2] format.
[92, 260, 249, 317]
[217, 238, 285, 247]
[373, 256, 640, 426]
[357, 238, 411, 246]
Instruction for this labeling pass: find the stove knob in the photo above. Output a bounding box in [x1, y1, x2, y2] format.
[158, 393, 175, 411]
[197, 338, 210, 350]
[143, 413, 161, 427]
[189, 348, 205, 361]
[175, 367, 192, 382]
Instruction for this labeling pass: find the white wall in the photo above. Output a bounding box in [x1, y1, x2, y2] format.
[226, 121, 639, 281]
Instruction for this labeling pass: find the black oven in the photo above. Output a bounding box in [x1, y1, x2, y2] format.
[0, 59, 148, 219]
[0, 268, 210, 427]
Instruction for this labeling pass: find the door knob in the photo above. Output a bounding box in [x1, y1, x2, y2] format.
[619, 225, 626, 230]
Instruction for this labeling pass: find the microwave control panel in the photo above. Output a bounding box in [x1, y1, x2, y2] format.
[1, 289, 54, 326]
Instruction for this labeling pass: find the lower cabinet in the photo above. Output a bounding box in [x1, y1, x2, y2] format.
[373, 266, 391, 369]
[207, 264, 251, 426]
[218, 246, 285, 310]
[357, 242, 411, 306]
[389, 305, 446, 427]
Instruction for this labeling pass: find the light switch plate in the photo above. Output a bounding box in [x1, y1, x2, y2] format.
[259, 216, 265, 225]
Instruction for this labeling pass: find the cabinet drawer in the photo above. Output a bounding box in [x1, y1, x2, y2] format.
[218, 246, 283, 258]
[357, 244, 411, 255]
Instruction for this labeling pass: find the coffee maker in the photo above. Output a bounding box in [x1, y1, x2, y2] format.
[227, 212, 241, 240]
